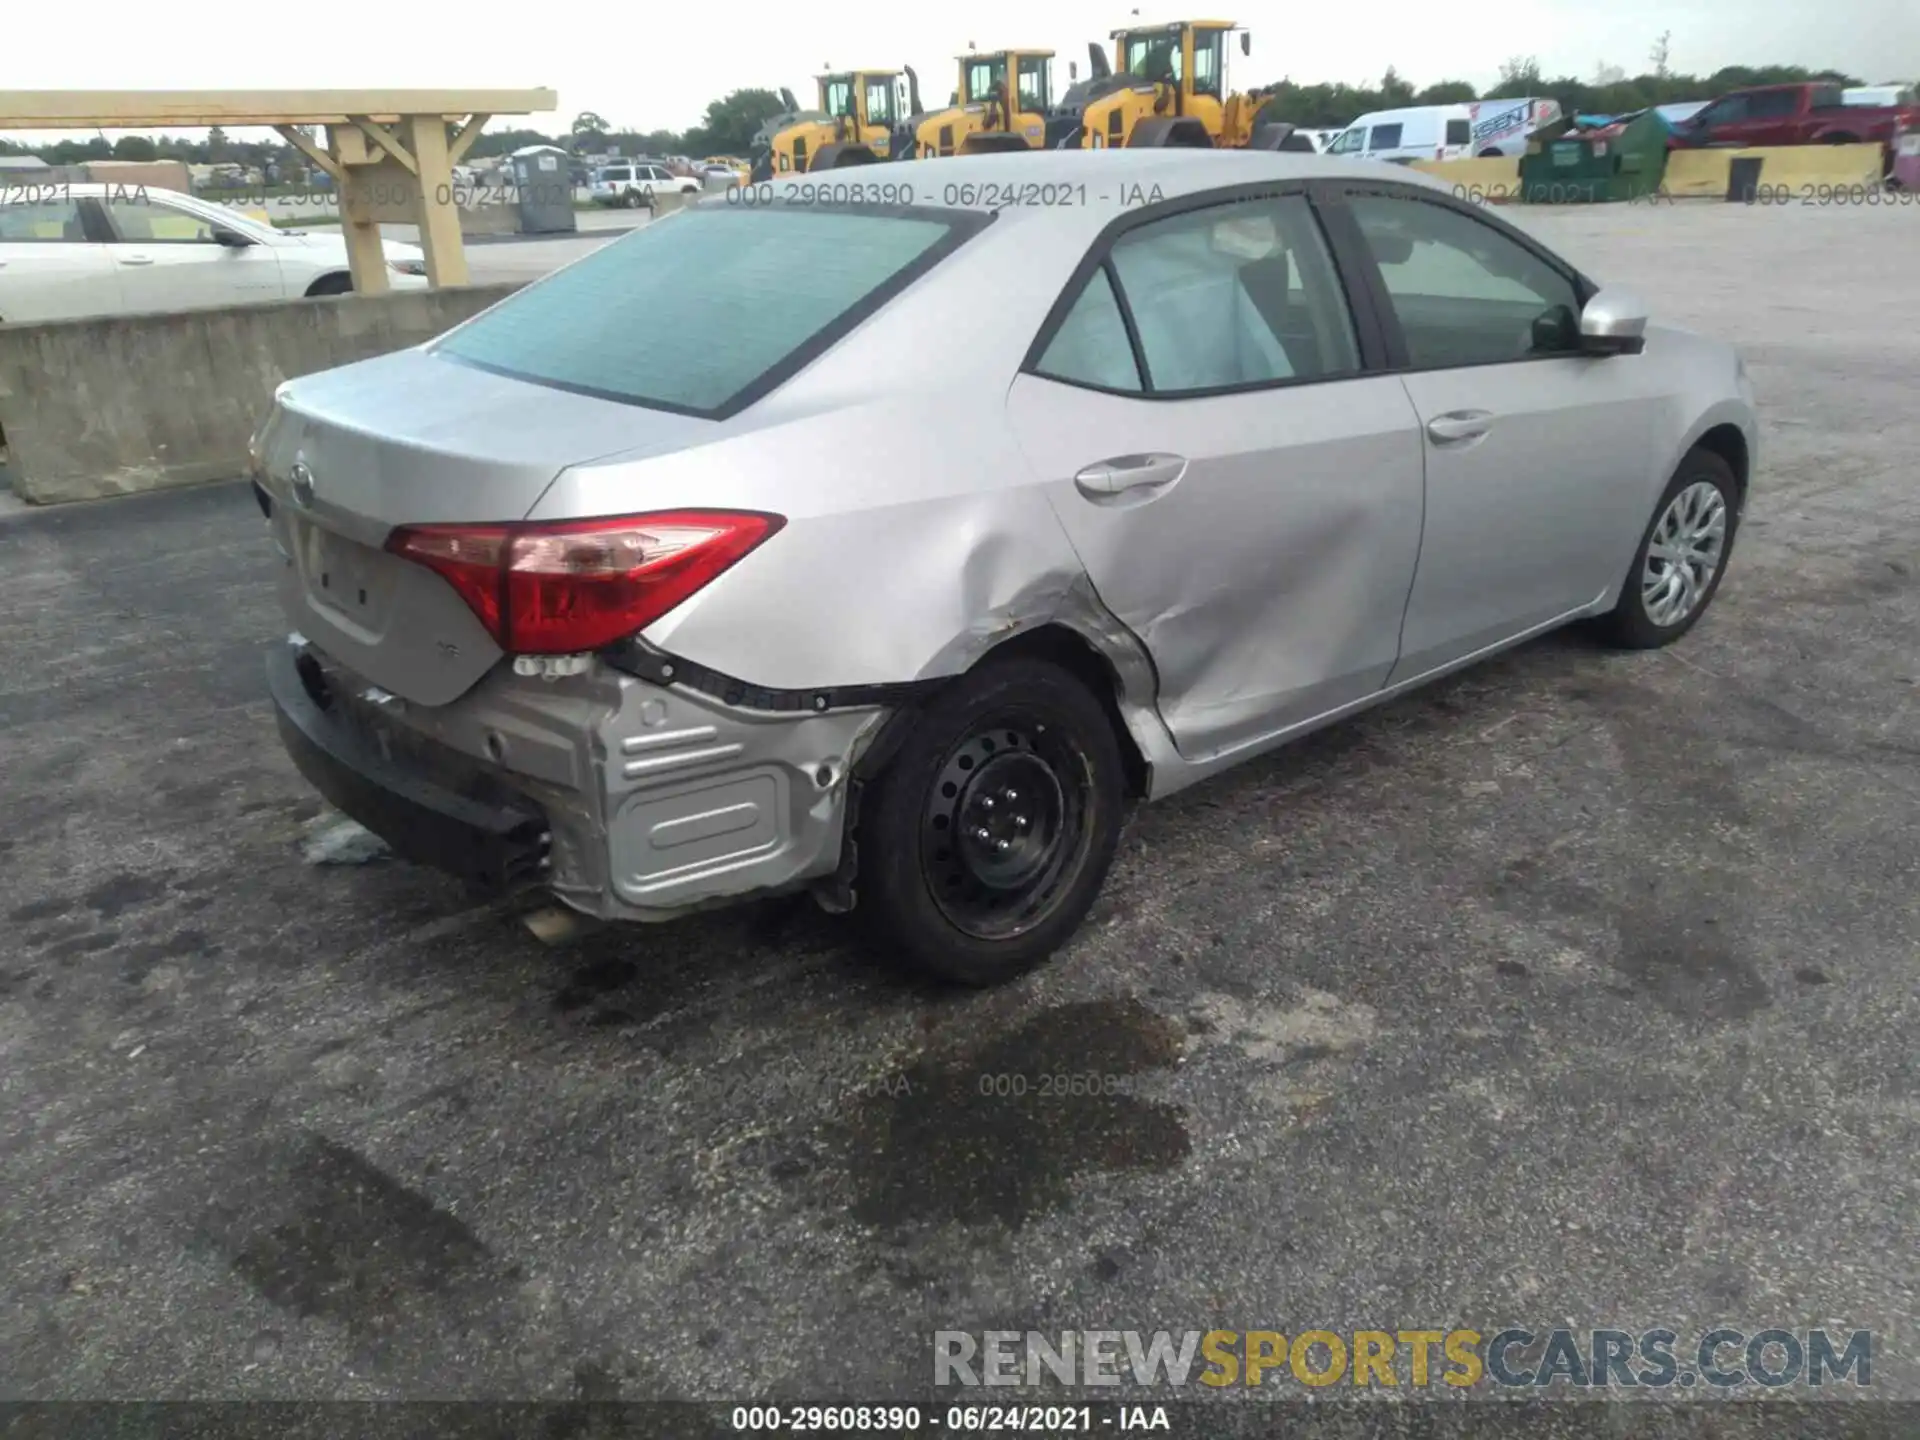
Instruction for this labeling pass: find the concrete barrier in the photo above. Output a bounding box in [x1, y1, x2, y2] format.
[1663, 143, 1885, 199]
[0, 284, 523, 506]
[1734, 142, 1886, 192]
[459, 203, 521, 238]
[1661, 148, 1734, 198]
[1410, 154, 1523, 200]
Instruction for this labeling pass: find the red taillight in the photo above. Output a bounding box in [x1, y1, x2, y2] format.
[386, 510, 783, 655]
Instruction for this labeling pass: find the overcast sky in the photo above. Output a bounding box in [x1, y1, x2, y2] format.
[6, 0, 1917, 144]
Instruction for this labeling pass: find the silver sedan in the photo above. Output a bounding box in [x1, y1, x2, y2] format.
[253, 149, 1756, 986]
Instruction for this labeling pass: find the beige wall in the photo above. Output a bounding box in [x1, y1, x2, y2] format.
[0, 284, 523, 505]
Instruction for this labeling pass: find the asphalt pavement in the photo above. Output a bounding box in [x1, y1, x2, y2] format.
[3, 201, 1919, 1413]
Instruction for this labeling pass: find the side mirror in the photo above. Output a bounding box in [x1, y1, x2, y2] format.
[212, 226, 254, 249]
[1579, 285, 1648, 355]
[1241, 31, 1251, 55]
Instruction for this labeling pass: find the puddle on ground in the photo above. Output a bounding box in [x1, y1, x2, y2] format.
[220, 1133, 493, 1333]
[842, 996, 1190, 1230]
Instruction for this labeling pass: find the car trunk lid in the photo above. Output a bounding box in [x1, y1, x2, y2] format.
[257, 346, 714, 706]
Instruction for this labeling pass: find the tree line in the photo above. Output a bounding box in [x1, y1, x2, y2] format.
[1250, 59, 1867, 130]
[0, 61, 1876, 171]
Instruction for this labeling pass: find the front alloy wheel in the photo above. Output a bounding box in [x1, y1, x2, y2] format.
[1593, 446, 1741, 649]
[1640, 479, 1728, 627]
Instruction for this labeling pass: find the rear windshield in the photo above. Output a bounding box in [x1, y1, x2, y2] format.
[435, 204, 974, 417]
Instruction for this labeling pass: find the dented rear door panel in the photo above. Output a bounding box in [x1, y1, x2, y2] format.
[1007, 371, 1427, 763]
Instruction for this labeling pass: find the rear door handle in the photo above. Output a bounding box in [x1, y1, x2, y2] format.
[118, 255, 155, 267]
[1073, 452, 1187, 498]
[1426, 409, 1494, 444]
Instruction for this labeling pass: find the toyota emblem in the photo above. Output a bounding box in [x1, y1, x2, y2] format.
[288, 461, 315, 508]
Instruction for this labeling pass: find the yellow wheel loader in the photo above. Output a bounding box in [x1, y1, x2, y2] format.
[1065, 20, 1282, 151]
[757, 69, 926, 177]
[913, 49, 1062, 157]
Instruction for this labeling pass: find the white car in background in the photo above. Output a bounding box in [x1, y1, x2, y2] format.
[1326, 105, 1478, 164]
[587, 162, 703, 208]
[0, 183, 428, 324]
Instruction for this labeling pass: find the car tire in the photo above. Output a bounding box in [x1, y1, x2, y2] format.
[305, 273, 354, 298]
[1590, 447, 1741, 650]
[855, 656, 1126, 987]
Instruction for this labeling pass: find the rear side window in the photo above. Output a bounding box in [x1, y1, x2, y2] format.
[1445, 118, 1472, 146]
[0, 199, 83, 242]
[1034, 267, 1142, 392]
[1108, 196, 1359, 392]
[1033, 194, 1359, 397]
[1370, 123, 1403, 149]
[437, 206, 971, 417]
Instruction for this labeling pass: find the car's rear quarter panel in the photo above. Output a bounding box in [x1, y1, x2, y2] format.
[534, 212, 1113, 693]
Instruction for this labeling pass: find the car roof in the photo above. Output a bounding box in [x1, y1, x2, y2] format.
[62, 182, 199, 197]
[758, 148, 1448, 216]
[1345, 104, 1473, 125]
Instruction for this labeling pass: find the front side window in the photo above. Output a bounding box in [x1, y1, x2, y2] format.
[966, 58, 1007, 103]
[1370, 123, 1404, 149]
[824, 79, 855, 118]
[1017, 56, 1050, 110]
[436, 207, 968, 416]
[1192, 30, 1225, 99]
[1328, 127, 1366, 154]
[1347, 194, 1582, 369]
[1099, 194, 1360, 393]
[1700, 96, 1749, 126]
[1124, 34, 1182, 85]
[0, 198, 84, 242]
[102, 198, 220, 244]
[865, 77, 896, 126]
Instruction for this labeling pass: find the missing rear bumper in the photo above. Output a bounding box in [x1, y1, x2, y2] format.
[266, 643, 550, 890]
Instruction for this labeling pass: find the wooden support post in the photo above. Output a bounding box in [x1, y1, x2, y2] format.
[406, 114, 469, 288]
[327, 123, 390, 296]
[449, 114, 490, 165]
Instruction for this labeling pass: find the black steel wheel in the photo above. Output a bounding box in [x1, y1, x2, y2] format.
[857, 656, 1126, 985]
[922, 717, 1081, 941]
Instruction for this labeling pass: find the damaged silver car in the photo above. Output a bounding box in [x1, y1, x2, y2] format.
[255, 150, 1756, 985]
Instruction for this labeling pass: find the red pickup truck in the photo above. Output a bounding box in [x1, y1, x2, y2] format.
[1668, 82, 1918, 151]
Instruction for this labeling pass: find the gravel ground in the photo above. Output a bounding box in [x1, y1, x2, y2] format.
[2, 200, 1918, 1421]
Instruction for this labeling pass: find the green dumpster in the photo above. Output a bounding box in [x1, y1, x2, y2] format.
[1518, 108, 1670, 203]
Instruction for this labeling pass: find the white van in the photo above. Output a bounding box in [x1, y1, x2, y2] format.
[1326, 105, 1475, 164]
[1465, 96, 1564, 156]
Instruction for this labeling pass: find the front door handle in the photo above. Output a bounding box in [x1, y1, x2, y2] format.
[1073, 452, 1187, 498]
[118, 255, 155, 266]
[1426, 409, 1493, 444]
